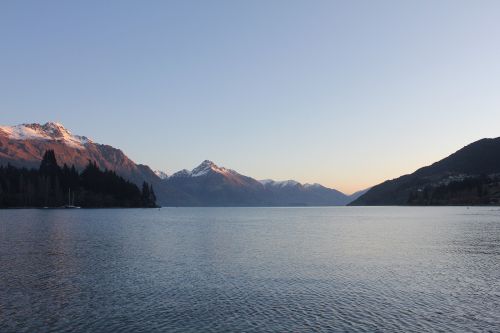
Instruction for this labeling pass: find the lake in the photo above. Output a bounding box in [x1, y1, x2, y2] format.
[0, 207, 499, 332]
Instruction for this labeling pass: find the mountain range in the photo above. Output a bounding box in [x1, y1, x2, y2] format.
[5, 122, 496, 206]
[158, 160, 364, 206]
[0, 122, 363, 206]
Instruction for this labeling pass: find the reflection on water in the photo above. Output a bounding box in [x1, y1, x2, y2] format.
[0, 207, 499, 332]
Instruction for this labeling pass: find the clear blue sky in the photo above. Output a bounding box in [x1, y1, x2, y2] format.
[1, 1, 500, 193]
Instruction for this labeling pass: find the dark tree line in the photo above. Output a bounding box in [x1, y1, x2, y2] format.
[407, 174, 500, 205]
[0, 150, 157, 208]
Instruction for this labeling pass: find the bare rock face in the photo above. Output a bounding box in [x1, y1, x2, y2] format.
[0, 122, 159, 187]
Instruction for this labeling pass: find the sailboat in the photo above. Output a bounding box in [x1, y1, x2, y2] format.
[65, 188, 81, 209]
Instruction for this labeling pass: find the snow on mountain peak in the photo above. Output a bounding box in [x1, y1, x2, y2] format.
[260, 180, 329, 191]
[169, 160, 236, 178]
[259, 179, 301, 187]
[191, 160, 233, 177]
[154, 170, 169, 179]
[304, 183, 323, 189]
[277, 180, 300, 187]
[191, 160, 214, 176]
[0, 122, 91, 149]
[200, 159, 215, 166]
[170, 169, 191, 178]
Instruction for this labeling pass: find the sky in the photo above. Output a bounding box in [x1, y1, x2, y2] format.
[1, 1, 500, 194]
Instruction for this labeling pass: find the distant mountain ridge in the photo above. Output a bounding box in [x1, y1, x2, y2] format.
[258, 178, 351, 206]
[0, 122, 356, 207]
[159, 160, 364, 206]
[350, 137, 500, 205]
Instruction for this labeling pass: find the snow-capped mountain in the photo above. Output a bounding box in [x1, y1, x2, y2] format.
[161, 160, 352, 206]
[169, 169, 191, 178]
[0, 122, 91, 149]
[259, 178, 351, 206]
[168, 160, 258, 186]
[191, 160, 235, 177]
[259, 179, 300, 188]
[170, 160, 239, 178]
[154, 170, 169, 179]
[259, 179, 327, 190]
[0, 122, 159, 187]
[162, 160, 265, 205]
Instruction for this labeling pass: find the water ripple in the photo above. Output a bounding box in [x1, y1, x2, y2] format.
[0, 207, 499, 332]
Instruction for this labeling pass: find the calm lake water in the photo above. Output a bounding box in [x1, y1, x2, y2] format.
[0, 207, 499, 332]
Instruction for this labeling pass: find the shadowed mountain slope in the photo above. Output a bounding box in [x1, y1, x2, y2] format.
[350, 138, 500, 205]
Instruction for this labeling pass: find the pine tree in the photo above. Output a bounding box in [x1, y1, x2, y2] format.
[39, 150, 60, 175]
[142, 181, 150, 206]
[149, 184, 157, 207]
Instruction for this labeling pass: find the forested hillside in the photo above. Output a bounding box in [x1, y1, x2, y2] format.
[351, 138, 500, 206]
[0, 150, 157, 208]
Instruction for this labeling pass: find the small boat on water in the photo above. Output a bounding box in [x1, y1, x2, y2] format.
[65, 188, 81, 209]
